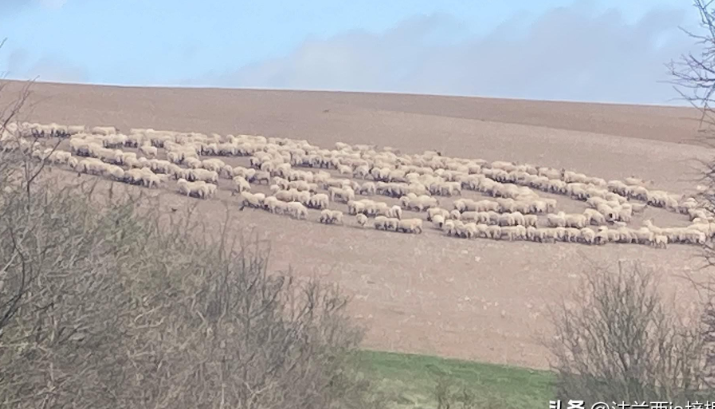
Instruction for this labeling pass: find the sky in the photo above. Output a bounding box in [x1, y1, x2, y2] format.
[0, 0, 706, 105]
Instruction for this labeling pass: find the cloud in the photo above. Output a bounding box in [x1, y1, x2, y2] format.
[0, 0, 67, 15]
[25, 57, 89, 83]
[3, 51, 89, 83]
[38, 0, 67, 9]
[197, 4, 697, 105]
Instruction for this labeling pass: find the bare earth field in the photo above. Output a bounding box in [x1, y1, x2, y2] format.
[3, 81, 713, 370]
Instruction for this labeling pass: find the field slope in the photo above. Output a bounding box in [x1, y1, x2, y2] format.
[2, 81, 710, 369]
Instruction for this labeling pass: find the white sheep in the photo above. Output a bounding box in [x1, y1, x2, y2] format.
[486, 225, 502, 240]
[263, 196, 281, 213]
[91, 126, 118, 136]
[319, 209, 344, 225]
[306, 193, 329, 210]
[356, 214, 368, 227]
[427, 207, 450, 221]
[240, 192, 266, 209]
[286, 201, 308, 220]
[383, 205, 403, 219]
[580, 228, 596, 245]
[583, 209, 607, 226]
[177, 178, 213, 199]
[250, 170, 271, 185]
[329, 186, 355, 203]
[358, 182, 377, 196]
[184, 168, 219, 184]
[653, 234, 668, 249]
[432, 214, 445, 228]
[547, 212, 566, 228]
[400, 195, 438, 211]
[233, 176, 251, 193]
[396, 218, 423, 234]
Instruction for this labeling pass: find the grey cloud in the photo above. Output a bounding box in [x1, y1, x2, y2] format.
[0, 0, 30, 17]
[3, 51, 89, 83]
[0, 0, 67, 17]
[24, 56, 89, 83]
[198, 4, 697, 105]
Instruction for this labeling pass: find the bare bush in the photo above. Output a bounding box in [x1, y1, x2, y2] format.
[668, 1, 715, 392]
[0, 160, 382, 409]
[547, 261, 707, 403]
[0, 76, 379, 409]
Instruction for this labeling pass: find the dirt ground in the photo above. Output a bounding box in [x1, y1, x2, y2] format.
[3, 80, 713, 369]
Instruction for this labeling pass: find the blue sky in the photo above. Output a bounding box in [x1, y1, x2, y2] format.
[0, 0, 704, 104]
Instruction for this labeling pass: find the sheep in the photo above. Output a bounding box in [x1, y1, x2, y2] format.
[653, 234, 668, 249]
[432, 214, 445, 228]
[374, 216, 390, 230]
[500, 225, 526, 241]
[92, 126, 118, 136]
[565, 213, 588, 229]
[240, 192, 266, 209]
[486, 225, 502, 240]
[177, 178, 213, 199]
[67, 125, 87, 135]
[307, 193, 329, 210]
[329, 186, 355, 203]
[624, 176, 652, 187]
[400, 195, 438, 211]
[358, 182, 377, 196]
[442, 220, 457, 236]
[201, 158, 227, 172]
[184, 168, 219, 184]
[511, 211, 526, 226]
[427, 207, 450, 221]
[353, 165, 371, 179]
[396, 218, 423, 234]
[523, 214, 538, 228]
[356, 214, 368, 227]
[384, 205, 402, 219]
[337, 164, 352, 175]
[233, 176, 251, 193]
[564, 228, 581, 243]
[632, 227, 655, 245]
[583, 209, 607, 226]
[347, 200, 366, 215]
[594, 227, 612, 245]
[102, 134, 128, 149]
[250, 170, 271, 185]
[233, 166, 257, 180]
[124, 168, 160, 187]
[263, 196, 281, 213]
[547, 212, 566, 228]
[274, 189, 300, 203]
[580, 228, 596, 245]
[457, 198, 499, 213]
[319, 209, 344, 225]
[286, 201, 309, 220]
[497, 213, 516, 227]
[76, 157, 106, 175]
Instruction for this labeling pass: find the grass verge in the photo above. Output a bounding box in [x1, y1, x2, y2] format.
[356, 349, 555, 409]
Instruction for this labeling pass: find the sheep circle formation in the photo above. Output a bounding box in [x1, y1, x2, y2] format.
[2, 121, 713, 249]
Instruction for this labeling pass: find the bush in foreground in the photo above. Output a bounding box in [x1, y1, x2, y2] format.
[547, 261, 708, 403]
[0, 149, 379, 408]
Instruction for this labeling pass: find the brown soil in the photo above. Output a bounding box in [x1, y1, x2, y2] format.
[2, 80, 712, 369]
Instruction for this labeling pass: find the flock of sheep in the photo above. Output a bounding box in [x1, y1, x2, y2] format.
[1, 121, 712, 249]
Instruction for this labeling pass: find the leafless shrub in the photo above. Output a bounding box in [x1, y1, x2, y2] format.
[546, 261, 707, 403]
[668, 1, 715, 393]
[0, 69, 380, 409]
